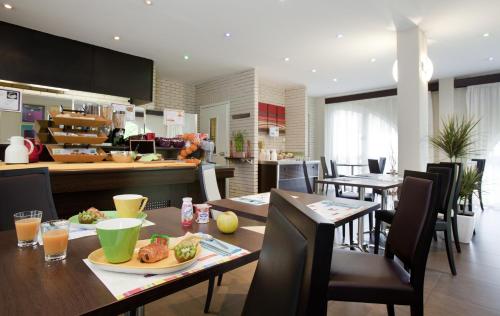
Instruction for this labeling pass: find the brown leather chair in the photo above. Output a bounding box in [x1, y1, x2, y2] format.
[242, 189, 335, 315]
[328, 172, 440, 316]
[0, 168, 58, 231]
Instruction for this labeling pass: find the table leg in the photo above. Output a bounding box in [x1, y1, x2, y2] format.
[357, 187, 369, 252]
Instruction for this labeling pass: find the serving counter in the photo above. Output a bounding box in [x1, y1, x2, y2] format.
[0, 161, 234, 218]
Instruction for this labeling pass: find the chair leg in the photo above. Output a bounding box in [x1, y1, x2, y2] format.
[387, 304, 395, 316]
[479, 187, 484, 211]
[204, 276, 215, 313]
[349, 221, 354, 250]
[444, 228, 457, 275]
[217, 273, 223, 286]
[433, 231, 438, 241]
[342, 224, 346, 242]
[374, 218, 381, 255]
[326, 184, 329, 195]
[410, 301, 423, 316]
[468, 194, 473, 213]
[451, 214, 461, 253]
[368, 212, 373, 232]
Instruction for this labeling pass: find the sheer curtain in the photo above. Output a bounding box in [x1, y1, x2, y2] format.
[466, 83, 500, 204]
[325, 96, 398, 173]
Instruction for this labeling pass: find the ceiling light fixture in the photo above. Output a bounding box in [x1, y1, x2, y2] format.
[392, 55, 434, 82]
[333, 78, 338, 82]
[370, 58, 377, 63]
[144, 0, 153, 5]
[224, 32, 231, 37]
[311, 69, 317, 73]
[113, 36, 120, 41]
[184, 55, 190, 60]
[483, 33, 490, 38]
[488, 57, 494, 61]
[3, 3, 12, 9]
[336, 34, 344, 39]
[284, 57, 290, 62]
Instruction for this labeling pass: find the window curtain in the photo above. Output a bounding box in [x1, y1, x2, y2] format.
[466, 83, 500, 201]
[325, 96, 398, 173]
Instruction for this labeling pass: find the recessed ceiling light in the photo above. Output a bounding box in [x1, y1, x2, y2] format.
[311, 69, 317, 73]
[483, 33, 490, 38]
[184, 55, 190, 60]
[333, 78, 338, 82]
[488, 57, 494, 61]
[113, 36, 120, 41]
[144, 0, 153, 5]
[3, 3, 13, 9]
[336, 34, 344, 39]
[370, 58, 377, 63]
[284, 57, 290, 62]
[224, 32, 231, 38]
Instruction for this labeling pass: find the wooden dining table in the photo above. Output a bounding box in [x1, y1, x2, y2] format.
[0, 208, 264, 315]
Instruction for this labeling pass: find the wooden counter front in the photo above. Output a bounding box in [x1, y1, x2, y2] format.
[0, 161, 233, 218]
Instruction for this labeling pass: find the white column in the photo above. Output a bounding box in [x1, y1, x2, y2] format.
[437, 77, 455, 161]
[397, 27, 430, 173]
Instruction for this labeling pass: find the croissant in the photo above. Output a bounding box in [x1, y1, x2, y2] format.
[138, 237, 169, 263]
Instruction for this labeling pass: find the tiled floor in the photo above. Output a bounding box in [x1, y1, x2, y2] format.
[146, 195, 500, 315]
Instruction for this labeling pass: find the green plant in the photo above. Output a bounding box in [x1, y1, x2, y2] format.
[459, 167, 482, 203]
[430, 115, 479, 162]
[233, 131, 245, 152]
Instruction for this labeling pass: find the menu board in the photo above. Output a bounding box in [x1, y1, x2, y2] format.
[164, 109, 185, 126]
[112, 103, 135, 121]
[0, 88, 21, 112]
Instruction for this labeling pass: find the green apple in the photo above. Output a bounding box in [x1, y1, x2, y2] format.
[216, 211, 239, 234]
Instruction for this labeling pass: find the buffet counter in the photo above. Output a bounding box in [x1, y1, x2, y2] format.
[0, 161, 234, 218]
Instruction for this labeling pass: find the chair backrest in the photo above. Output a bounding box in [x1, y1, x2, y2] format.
[242, 189, 335, 316]
[330, 160, 340, 178]
[199, 163, 221, 201]
[368, 159, 382, 174]
[439, 162, 464, 212]
[385, 171, 439, 290]
[472, 159, 486, 181]
[379, 157, 386, 174]
[0, 168, 58, 231]
[302, 161, 314, 194]
[320, 156, 330, 178]
[426, 164, 455, 215]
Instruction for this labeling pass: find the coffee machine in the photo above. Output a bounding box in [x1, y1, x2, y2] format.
[110, 111, 126, 145]
[200, 139, 215, 163]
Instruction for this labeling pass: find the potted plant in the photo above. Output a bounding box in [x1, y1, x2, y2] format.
[232, 131, 246, 158]
[455, 167, 482, 243]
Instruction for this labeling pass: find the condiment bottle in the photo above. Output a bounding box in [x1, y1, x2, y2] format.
[181, 197, 193, 227]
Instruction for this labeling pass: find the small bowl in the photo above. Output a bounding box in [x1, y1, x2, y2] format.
[111, 151, 135, 163]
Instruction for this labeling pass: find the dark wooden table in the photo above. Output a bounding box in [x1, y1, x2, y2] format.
[0, 208, 263, 315]
[209, 191, 380, 228]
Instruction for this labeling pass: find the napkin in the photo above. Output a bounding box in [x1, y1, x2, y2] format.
[200, 238, 241, 256]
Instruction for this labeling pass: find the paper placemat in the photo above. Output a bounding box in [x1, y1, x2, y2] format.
[38, 220, 155, 245]
[242, 226, 266, 235]
[230, 192, 270, 206]
[307, 200, 363, 224]
[83, 246, 250, 300]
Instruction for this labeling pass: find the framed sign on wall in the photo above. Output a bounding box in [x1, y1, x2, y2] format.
[0, 88, 22, 112]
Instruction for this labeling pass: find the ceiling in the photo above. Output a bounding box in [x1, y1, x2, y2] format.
[1, 0, 500, 97]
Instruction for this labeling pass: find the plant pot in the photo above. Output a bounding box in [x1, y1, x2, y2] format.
[232, 152, 246, 158]
[454, 212, 477, 244]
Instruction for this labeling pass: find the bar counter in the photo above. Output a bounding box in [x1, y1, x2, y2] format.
[0, 161, 234, 218]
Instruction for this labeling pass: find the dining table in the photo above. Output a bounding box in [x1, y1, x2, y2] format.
[314, 174, 403, 251]
[0, 208, 264, 315]
[336, 162, 368, 175]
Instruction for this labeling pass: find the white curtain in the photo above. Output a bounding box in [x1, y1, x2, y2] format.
[325, 96, 398, 173]
[466, 83, 500, 203]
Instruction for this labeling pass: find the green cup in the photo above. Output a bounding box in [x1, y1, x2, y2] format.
[96, 218, 142, 263]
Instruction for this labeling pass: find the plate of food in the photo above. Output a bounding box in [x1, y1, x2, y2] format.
[69, 207, 147, 230]
[88, 234, 202, 274]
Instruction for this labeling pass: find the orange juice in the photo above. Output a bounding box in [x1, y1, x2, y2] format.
[42, 229, 69, 256]
[15, 218, 41, 241]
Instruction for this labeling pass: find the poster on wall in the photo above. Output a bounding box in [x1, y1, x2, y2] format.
[22, 104, 45, 122]
[21, 124, 35, 138]
[0, 88, 22, 112]
[112, 103, 135, 121]
[163, 109, 185, 126]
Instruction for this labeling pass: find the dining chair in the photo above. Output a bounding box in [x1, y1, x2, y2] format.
[379, 157, 387, 174]
[198, 163, 225, 312]
[320, 156, 334, 194]
[439, 162, 463, 253]
[0, 167, 58, 231]
[302, 160, 316, 194]
[374, 165, 457, 275]
[469, 159, 486, 212]
[242, 189, 335, 315]
[368, 159, 382, 174]
[328, 172, 440, 316]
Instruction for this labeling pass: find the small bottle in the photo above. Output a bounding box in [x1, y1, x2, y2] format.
[181, 197, 193, 227]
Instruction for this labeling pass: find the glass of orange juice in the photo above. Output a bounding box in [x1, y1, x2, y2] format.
[41, 220, 70, 262]
[14, 211, 43, 248]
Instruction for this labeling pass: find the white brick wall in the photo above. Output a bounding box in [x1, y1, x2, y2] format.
[258, 82, 286, 152]
[285, 87, 308, 156]
[195, 69, 258, 197]
[154, 78, 196, 113]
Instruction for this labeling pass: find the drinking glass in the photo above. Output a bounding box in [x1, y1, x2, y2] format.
[14, 210, 43, 248]
[41, 220, 70, 262]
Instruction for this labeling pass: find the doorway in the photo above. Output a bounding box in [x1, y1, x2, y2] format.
[200, 102, 229, 165]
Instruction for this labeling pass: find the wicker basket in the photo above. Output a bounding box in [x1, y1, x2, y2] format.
[49, 128, 108, 145]
[47, 145, 107, 163]
[52, 114, 111, 128]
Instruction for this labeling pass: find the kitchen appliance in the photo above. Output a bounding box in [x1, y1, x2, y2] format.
[110, 111, 126, 145]
[200, 139, 215, 163]
[5, 136, 33, 164]
[26, 138, 44, 163]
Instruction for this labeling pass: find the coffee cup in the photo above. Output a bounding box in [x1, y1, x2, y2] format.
[113, 194, 148, 218]
[96, 218, 142, 263]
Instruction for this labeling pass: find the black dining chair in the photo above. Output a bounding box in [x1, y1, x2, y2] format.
[302, 160, 316, 194]
[242, 189, 335, 315]
[439, 162, 463, 253]
[328, 172, 440, 316]
[0, 168, 58, 231]
[320, 156, 334, 194]
[469, 159, 486, 212]
[368, 159, 382, 174]
[198, 163, 224, 313]
[379, 157, 387, 174]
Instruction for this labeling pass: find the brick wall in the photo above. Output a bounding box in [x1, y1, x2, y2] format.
[285, 87, 308, 157]
[307, 96, 316, 159]
[258, 82, 286, 153]
[195, 69, 258, 197]
[154, 78, 196, 113]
